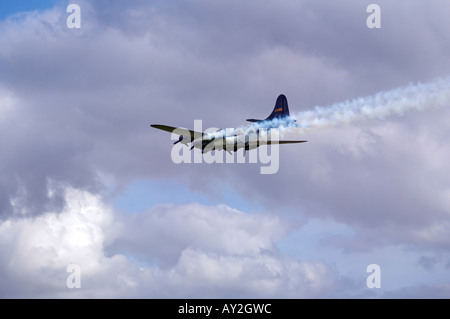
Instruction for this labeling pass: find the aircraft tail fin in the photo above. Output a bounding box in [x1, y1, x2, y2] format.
[246, 94, 290, 123]
[267, 94, 290, 120]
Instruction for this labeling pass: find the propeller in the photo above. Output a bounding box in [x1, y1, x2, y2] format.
[174, 135, 184, 145]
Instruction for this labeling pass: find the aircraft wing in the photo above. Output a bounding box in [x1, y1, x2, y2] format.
[150, 124, 204, 141]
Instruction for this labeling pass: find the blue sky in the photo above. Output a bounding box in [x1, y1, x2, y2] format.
[0, 1, 60, 19]
[0, 0, 450, 298]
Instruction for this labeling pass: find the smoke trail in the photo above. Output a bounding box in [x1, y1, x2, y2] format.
[202, 77, 450, 142]
[292, 77, 450, 131]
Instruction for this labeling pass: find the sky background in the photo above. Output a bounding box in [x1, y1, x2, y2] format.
[0, 0, 450, 298]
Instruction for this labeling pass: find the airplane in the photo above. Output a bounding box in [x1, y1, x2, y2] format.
[150, 94, 307, 155]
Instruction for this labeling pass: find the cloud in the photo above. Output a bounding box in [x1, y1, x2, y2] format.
[109, 203, 294, 267]
[159, 248, 341, 298]
[0, 187, 346, 298]
[1, 0, 450, 298]
[250, 108, 450, 252]
[0, 187, 126, 297]
[383, 283, 450, 299]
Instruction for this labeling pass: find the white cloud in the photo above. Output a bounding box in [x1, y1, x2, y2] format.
[0, 187, 345, 298]
[0, 187, 127, 297]
[0, 88, 17, 122]
[161, 248, 340, 298]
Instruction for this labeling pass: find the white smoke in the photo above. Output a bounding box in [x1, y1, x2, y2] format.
[292, 77, 450, 131]
[204, 117, 297, 140]
[203, 77, 450, 141]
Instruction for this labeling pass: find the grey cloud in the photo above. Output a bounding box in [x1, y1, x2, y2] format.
[234, 109, 450, 251]
[1, 0, 449, 249]
[1, 0, 450, 297]
[107, 202, 294, 268]
[417, 255, 443, 271]
[383, 283, 450, 299]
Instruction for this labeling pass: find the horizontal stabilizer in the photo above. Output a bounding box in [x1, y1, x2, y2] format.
[246, 118, 263, 123]
[266, 140, 307, 144]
